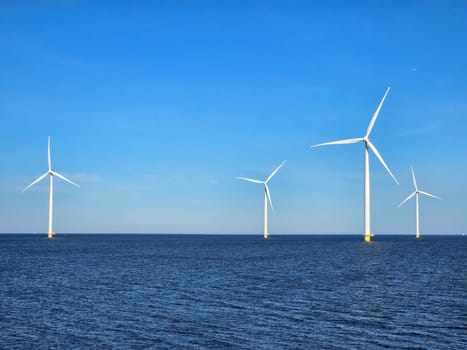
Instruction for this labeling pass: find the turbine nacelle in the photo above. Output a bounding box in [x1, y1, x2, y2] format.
[236, 160, 286, 211]
[311, 87, 398, 185]
[397, 166, 441, 208]
[23, 137, 80, 192]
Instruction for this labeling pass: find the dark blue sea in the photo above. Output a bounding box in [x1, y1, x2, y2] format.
[0, 234, 465, 349]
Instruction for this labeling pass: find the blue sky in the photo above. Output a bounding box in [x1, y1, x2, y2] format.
[0, 1, 466, 234]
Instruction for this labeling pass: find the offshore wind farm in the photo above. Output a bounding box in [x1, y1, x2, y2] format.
[0, 2, 466, 350]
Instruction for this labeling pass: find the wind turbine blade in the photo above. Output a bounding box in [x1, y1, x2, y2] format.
[236, 177, 264, 184]
[397, 192, 416, 207]
[51, 171, 80, 187]
[311, 138, 364, 148]
[410, 166, 418, 190]
[23, 172, 49, 192]
[48, 136, 51, 171]
[265, 184, 273, 210]
[266, 160, 286, 183]
[419, 190, 441, 200]
[367, 141, 399, 184]
[365, 86, 391, 138]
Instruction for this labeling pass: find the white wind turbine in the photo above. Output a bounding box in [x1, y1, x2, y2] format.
[312, 87, 398, 242]
[237, 160, 286, 239]
[23, 137, 79, 239]
[397, 166, 441, 239]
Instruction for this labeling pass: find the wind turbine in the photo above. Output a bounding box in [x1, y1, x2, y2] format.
[237, 160, 286, 239]
[23, 136, 79, 239]
[397, 166, 441, 239]
[312, 87, 398, 242]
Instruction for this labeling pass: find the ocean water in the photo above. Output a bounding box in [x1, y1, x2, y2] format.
[0, 234, 465, 349]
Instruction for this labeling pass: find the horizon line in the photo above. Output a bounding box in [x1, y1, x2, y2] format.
[0, 232, 463, 236]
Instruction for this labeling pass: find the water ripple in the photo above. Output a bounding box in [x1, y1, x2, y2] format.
[1, 234, 466, 349]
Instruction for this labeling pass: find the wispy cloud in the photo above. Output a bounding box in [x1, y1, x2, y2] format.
[71, 173, 106, 183]
[142, 173, 185, 183]
[394, 122, 440, 137]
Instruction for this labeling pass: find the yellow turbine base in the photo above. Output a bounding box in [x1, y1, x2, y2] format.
[416, 233, 420, 239]
[263, 233, 269, 239]
[364, 234, 371, 243]
[48, 232, 54, 239]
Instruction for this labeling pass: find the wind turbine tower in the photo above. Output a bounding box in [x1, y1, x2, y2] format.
[237, 160, 286, 239]
[398, 167, 441, 239]
[312, 87, 398, 242]
[23, 137, 79, 238]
